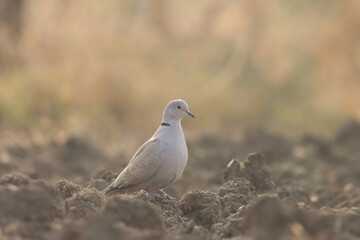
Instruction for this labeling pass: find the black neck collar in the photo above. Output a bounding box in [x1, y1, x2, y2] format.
[161, 122, 170, 127]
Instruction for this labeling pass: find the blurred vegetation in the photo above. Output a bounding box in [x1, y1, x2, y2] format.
[0, 0, 359, 142]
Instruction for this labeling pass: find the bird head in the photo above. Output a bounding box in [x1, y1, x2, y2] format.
[163, 99, 195, 122]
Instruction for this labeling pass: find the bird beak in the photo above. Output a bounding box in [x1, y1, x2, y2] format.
[185, 110, 195, 118]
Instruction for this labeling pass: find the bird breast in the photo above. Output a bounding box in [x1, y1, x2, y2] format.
[158, 129, 188, 181]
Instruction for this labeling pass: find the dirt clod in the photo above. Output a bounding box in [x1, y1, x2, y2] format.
[0, 172, 30, 186]
[0, 179, 62, 223]
[93, 169, 118, 184]
[134, 190, 188, 228]
[86, 178, 109, 191]
[64, 188, 105, 219]
[1, 123, 360, 239]
[0, 176, 62, 239]
[218, 178, 256, 218]
[56, 179, 84, 200]
[243, 196, 297, 240]
[179, 190, 222, 229]
[103, 195, 164, 232]
[224, 152, 277, 193]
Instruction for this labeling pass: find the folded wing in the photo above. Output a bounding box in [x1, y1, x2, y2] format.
[103, 138, 163, 194]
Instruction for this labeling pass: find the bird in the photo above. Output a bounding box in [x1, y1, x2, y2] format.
[102, 99, 195, 200]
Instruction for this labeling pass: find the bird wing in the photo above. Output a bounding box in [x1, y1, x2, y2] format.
[112, 138, 164, 189]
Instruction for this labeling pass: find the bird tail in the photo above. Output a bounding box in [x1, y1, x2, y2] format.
[102, 185, 116, 195]
[102, 180, 129, 195]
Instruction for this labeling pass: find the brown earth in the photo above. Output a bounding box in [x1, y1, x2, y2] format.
[1, 120, 360, 239]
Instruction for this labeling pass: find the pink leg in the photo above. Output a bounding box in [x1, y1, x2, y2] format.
[146, 190, 162, 199]
[157, 190, 176, 200]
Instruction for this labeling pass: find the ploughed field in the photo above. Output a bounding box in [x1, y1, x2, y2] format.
[1, 121, 360, 240]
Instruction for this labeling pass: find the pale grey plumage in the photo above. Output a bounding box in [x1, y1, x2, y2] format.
[103, 99, 194, 196]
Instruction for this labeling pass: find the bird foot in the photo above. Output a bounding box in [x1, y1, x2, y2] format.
[145, 190, 176, 201]
[146, 192, 162, 199]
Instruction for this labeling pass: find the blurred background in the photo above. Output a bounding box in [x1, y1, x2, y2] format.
[0, 0, 360, 149]
[2, 2, 360, 239]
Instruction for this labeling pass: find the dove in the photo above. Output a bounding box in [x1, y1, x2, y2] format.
[102, 99, 195, 199]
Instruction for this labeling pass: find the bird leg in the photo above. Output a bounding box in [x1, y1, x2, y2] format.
[157, 190, 176, 200]
[145, 191, 162, 199]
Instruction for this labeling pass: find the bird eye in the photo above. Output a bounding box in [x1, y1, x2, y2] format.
[177, 105, 181, 110]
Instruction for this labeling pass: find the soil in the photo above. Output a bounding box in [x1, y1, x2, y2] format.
[1, 120, 360, 239]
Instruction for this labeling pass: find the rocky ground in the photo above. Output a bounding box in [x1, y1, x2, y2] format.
[1, 120, 360, 240]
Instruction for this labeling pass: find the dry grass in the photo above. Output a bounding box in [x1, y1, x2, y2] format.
[0, 0, 359, 142]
